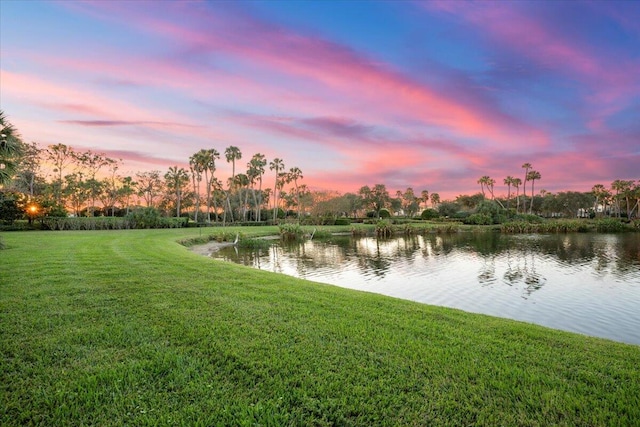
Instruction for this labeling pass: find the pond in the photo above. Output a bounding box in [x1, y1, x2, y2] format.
[212, 232, 640, 346]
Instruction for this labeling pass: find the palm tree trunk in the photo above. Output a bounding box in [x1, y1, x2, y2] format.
[529, 180, 535, 214]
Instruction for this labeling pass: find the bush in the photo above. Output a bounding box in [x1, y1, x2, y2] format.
[335, 218, 351, 226]
[378, 208, 391, 218]
[421, 209, 439, 220]
[500, 221, 538, 233]
[438, 202, 461, 218]
[279, 223, 305, 241]
[464, 213, 493, 225]
[375, 220, 394, 238]
[42, 217, 132, 231]
[0, 192, 22, 224]
[125, 208, 188, 229]
[595, 218, 631, 232]
[237, 238, 271, 250]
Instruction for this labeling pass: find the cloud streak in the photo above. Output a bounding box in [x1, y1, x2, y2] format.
[1, 0, 638, 199]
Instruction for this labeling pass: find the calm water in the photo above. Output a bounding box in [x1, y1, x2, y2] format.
[213, 232, 640, 345]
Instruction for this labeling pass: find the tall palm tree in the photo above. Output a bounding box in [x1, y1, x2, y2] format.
[225, 146, 242, 221]
[199, 149, 220, 222]
[629, 181, 640, 219]
[234, 173, 250, 221]
[477, 176, 489, 197]
[165, 166, 190, 217]
[527, 170, 541, 214]
[189, 151, 205, 222]
[421, 189, 429, 210]
[591, 184, 607, 217]
[247, 153, 267, 222]
[430, 192, 440, 208]
[611, 179, 633, 218]
[521, 163, 532, 214]
[512, 177, 522, 213]
[504, 176, 515, 210]
[269, 158, 284, 221]
[0, 111, 24, 187]
[288, 166, 303, 219]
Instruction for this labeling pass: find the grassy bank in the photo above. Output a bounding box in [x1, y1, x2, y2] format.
[1, 228, 639, 426]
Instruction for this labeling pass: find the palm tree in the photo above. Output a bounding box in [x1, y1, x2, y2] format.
[201, 149, 220, 222]
[288, 166, 303, 219]
[247, 153, 267, 222]
[0, 111, 24, 187]
[165, 166, 190, 217]
[477, 176, 490, 197]
[512, 177, 522, 213]
[591, 184, 607, 217]
[611, 179, 633, 218]
[527, 170, 541, 214]
[189, 152, 204, 222]
[421, 190, 429, 210]
[504, 176, 515, 210]
[430, 192, 440, 208]
[521, 163, 532, 213]
[629, 181, 640, 219]
[233, 173, 250, 221]
[269, 158, 284, 221]
[225, 146, 242, 221]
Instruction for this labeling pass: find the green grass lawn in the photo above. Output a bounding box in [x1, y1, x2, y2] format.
[1, 228, 639, 426]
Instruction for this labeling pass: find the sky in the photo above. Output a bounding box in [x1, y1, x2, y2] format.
[1, 0, 639, 200]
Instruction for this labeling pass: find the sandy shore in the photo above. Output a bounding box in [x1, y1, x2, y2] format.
[188, 241, 234, 257]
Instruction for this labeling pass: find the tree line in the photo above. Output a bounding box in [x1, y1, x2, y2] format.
[1, 110, 638, 225]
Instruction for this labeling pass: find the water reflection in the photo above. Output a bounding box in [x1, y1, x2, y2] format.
[213, 232, 640, 345]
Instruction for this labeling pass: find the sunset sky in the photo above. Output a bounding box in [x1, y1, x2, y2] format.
[1, 0, 639, 199]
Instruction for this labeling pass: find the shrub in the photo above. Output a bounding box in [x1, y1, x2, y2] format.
[437, 202, 461, 218]
[0, 192, 22, 224]
[595, 218, 631, 233]
[279, 223, 305, 241]
[42, 217, 131, 231]
[237, 238, 271, 249]
[335, 218, 351, 226]
[378, 208, 391, 218]
[375, 220, 394, 238]
[124, 208, 188, 229]
[500, 221, 538, 233]
[464, 213, 493, 225]
[421, 208, 439, 220]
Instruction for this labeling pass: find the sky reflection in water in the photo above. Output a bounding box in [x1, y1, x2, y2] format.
[214, 233, 640, 345]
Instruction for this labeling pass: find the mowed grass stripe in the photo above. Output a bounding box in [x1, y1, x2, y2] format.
[1, 228, 639, 426]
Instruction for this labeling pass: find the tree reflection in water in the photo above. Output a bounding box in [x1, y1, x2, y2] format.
[212, 232, 640, 344]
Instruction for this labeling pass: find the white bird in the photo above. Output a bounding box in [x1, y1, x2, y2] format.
[233, 232, 239, 245]
[309, 228, 317, 240]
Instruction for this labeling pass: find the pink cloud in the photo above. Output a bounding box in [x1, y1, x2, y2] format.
[423, 1, 640, 130]
[68, 1, 545, 147]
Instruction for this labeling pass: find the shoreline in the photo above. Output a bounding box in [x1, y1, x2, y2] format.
[188, 241, 234, 256]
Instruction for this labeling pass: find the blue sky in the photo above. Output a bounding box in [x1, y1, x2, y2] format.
[1, 0, 638, 198]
